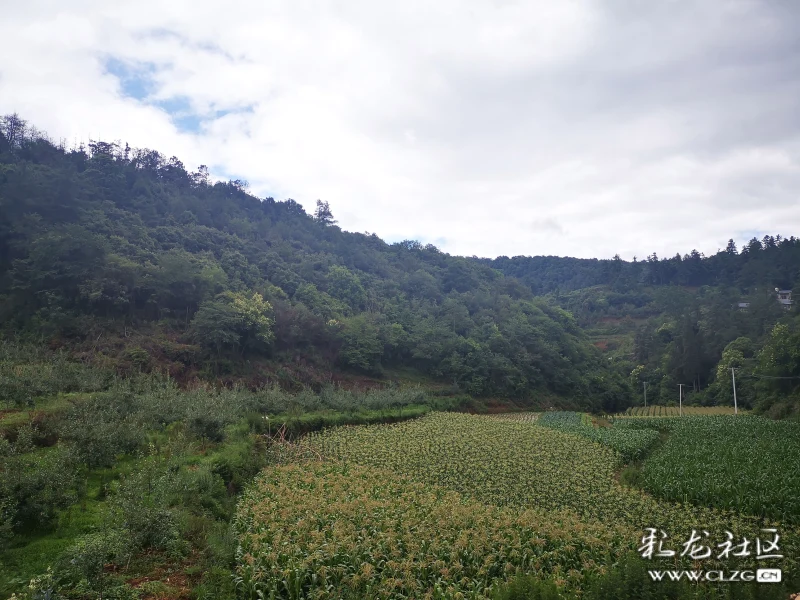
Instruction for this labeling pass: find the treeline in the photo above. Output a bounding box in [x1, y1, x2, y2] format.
[552, 282, 800, 415]
[484, 238, 800, 294]
[0, 114, 630, 410]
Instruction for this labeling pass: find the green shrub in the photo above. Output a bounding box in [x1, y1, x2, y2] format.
[109, 459, 181, 555]
[0, 496, 15, 550]
[57, 530, 126, 591]
[59, 396, 145, 468]
[0, 444, 79, 531]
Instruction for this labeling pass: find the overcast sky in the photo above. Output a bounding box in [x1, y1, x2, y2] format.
[2, 1, 799, 260]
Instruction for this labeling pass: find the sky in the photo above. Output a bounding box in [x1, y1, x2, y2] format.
[2, 1, 799, 260]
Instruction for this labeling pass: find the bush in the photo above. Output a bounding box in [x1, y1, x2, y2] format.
[109, 458, 182, 555]
[0, 496, 15, 550]
[57, 530, 126, 591]
[0, 341, 113, 407]
[0, 444, 79, 531]
[59, 394, 146, 468]
[186, 412, 226, 442]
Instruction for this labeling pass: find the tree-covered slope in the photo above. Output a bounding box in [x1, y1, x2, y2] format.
[484, 247, 800, 414]
[0, 115, 631, 410]
[483, 238, 800, 294]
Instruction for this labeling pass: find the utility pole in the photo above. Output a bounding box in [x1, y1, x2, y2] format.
[643, 382, 647, 408]
[731, 368, 738, 415]
[678, 384, 684, 417]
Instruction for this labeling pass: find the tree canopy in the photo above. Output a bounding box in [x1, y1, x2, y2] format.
[0, 114, 632, 411]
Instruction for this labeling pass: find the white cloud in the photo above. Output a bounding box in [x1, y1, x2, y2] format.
[2, 0, 799, 260]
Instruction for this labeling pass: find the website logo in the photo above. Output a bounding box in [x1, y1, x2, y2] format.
[756, 569, 782, 583]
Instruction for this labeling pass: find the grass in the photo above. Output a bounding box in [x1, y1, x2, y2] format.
[0, 393, 92, 431]
[0, 457, 138, 596]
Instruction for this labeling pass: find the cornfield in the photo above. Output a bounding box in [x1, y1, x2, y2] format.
[536, 411, 659, 461]
[627, 415, 800, 522]
[235, 462, 626, 599]
[234, 413, 799, 598]
[618, 405, 741, 417]
[489, 412, 539, 422]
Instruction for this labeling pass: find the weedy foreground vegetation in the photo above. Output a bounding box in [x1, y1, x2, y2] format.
[0, 348, 438, 599]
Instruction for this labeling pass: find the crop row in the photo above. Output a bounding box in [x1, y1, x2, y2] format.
[619, 406, 740, 417]
[236, 414, 799, 597]
[235, 462, 627, 599]
[622, 415, 800, 523]
[536, 411, 659, 462]
[488, 412, 539, 423]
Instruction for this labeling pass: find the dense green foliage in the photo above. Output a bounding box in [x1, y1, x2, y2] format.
[0, 114, 631, 409]
[532, 277, 800, 415]
[0, 357, 438, 598]
[484, 240, 800, 295]
[482, 233, 800, 416]
[615, 415, 800, 522]
[537, 411, 659, 461]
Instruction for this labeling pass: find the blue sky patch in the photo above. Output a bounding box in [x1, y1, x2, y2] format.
[104, 57, 156, 101]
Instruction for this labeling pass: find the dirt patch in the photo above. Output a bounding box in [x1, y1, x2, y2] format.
[115, 551, 200, 600]
[591, 416, 612, 428]
[0, 409, 22, 422]
[598, 317, 624, 324]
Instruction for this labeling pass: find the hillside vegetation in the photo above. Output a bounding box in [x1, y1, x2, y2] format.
[0, 114, 629, 412]
[485, 245, 800, 415]
[2, 113, 800, 599]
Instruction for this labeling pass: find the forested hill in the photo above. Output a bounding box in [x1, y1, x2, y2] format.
[481, 239, 800, 295]
[482, 243, 800, 417]
[0, 115, 631, 411]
